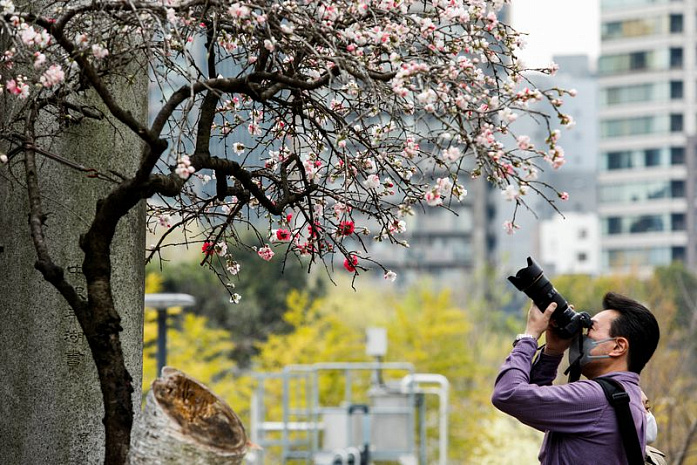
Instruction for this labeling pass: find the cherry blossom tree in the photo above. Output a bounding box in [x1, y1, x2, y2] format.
[0, 0, 574, 462]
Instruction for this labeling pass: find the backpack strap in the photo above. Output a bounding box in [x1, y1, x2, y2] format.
[594, 377, 645, 465]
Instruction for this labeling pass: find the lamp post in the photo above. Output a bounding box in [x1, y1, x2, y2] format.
[366, 327, 387, 386]
[144, 293, 196, 374]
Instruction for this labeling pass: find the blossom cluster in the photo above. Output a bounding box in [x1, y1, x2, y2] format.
[4, 0, 575, 286]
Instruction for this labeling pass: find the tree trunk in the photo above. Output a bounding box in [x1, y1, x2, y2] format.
[129, 368, 249, 464]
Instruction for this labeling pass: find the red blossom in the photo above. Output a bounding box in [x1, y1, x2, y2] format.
[338, 220, 355, 236]
[202, 241, 215, 256]
[343, 255, 358, 272]
[275, 228, 292, 241]
[308, 222, 321, 238]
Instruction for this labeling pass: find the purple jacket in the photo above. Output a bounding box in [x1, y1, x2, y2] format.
[492, 338, 646, 465]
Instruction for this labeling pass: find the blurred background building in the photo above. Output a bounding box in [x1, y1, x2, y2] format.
[597, 0, 696, 274]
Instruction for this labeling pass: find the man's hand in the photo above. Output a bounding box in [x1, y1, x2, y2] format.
[544, 321, 575, 356]
[525, 302, 556, 340]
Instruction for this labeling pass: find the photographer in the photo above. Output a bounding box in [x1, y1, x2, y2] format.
[491, 292, 660, 464]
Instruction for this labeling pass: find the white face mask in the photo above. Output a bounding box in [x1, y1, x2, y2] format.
[646, 411, 658, 444]
[568, 334, 616, 368]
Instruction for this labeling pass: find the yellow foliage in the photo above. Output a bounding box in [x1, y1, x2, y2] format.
[145, 272, 163, 294]
[142, 308, 249, 408]
[250, 283, 512, 463]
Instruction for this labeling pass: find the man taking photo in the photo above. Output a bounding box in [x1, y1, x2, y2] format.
[492, 292, 660, 464]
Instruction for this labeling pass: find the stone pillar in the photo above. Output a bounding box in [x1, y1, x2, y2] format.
[0, 80, 147, 462]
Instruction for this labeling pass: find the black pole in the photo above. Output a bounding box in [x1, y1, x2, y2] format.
[156, 307, 167, 374]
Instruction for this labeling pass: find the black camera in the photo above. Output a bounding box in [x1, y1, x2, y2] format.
[508, 257, 592, 339]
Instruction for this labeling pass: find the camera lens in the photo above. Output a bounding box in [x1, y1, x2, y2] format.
[508, 257, 592, 338]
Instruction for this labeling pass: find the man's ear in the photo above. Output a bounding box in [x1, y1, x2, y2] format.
[610, 337, 628, 357]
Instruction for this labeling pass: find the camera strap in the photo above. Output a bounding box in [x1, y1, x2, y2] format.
[564, 334, 584, 382]
[594, 377, 645, 465]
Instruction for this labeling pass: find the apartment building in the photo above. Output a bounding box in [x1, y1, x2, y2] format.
[598, 0, 697, 273]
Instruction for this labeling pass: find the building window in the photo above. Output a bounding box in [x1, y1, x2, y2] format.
[672, 246, 686, 262]
[645, 149, 661, 166]
[630, 51, 648, 70]
[608, 217, 622, 234]
[606, 151, 631, 169]
[670, 14, 684, 33]
[671, 213, 686, 231]
[671, 146, 685, 165]
[670, 80, 683, 99]
[600, 179, 683, 203]
[602, 115, 679, 138]
[578, 252, 588, 262]
[629, 215, 663, 233]
[602, 21, 623, 39]
[670, 113, 683, 132]
[606, 247, 672, 269]
[671, 180, 685, 198]
[670, 47, 683, 68]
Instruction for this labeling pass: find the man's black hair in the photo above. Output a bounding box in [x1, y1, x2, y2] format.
[603, 292, 660, 374]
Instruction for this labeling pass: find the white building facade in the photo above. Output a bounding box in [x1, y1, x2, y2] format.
[539, 212, 602, 275]
[598, 0, 697, 273]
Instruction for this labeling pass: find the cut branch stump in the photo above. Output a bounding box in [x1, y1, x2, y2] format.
[129, 367, 248, 464]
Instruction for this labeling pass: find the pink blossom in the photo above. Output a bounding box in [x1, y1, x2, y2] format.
[34, 30, 51, 48]
[5, 78, 29, 99]
[228, 3, 250, 19]
[166, 8, 177, 24]
[248, 122, 261, 135]
[157, 214, 171, 228]
[485, 12, 499, 31]
[40, 64, 65, 88]
[453, 184, 468, 201]
[560, 114, 576, 128]
[91, 44, 109, 60]
[498, 107, 517, 123]
[74, 33, 89, 48]
[560, 191, 569, 201]
[333, 202, 352, 217]
[389, 219, 407, 234]
[257, 245, 275, 261]
[516, 135, 531, 150]
[227, 261, 241, 275]
[441, 146, 462, 161]
[19, 25, 37, 46]
[384, 270, 397, 282]
[214, 242, 228, 256]
[501, 185, 519, 201]
[175, 155, 195, 179]
[33, 52, 46, 68]
[503, 221, 519, 235]
[424, 190, 442, 207]
[364, 174, 381, 189]
[436, 177, 453, 194]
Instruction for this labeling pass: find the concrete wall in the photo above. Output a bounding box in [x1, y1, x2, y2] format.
[0, 80, 147, 463]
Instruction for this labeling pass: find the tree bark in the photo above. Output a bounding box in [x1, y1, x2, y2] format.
[129, 368, 249, 465]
